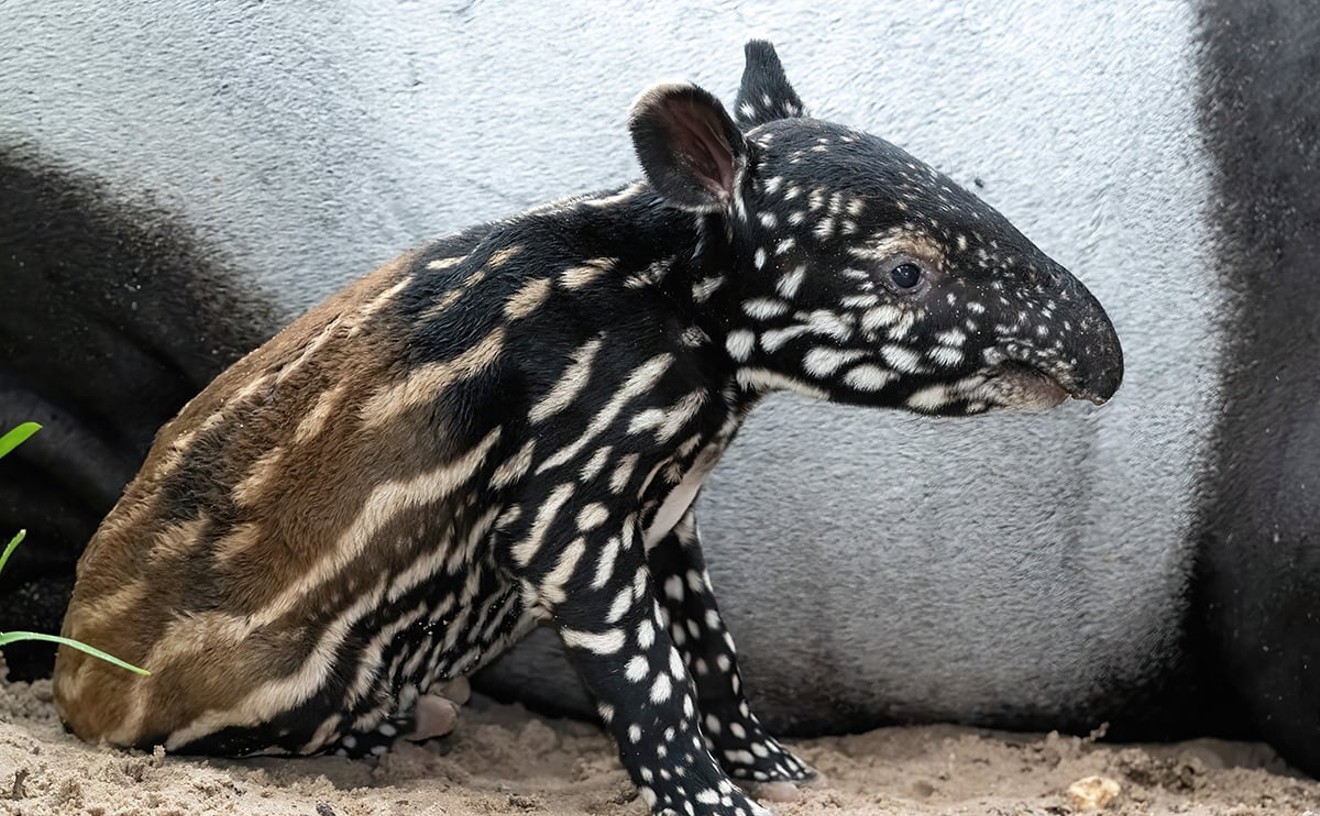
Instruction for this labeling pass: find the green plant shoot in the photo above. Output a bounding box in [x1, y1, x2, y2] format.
[0, 423, 150, 676]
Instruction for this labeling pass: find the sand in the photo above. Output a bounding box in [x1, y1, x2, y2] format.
[2, 668, 1317, 816]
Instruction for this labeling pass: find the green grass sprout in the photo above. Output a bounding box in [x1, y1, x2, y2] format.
[0, 423, 150, 677]
[0, 422, 40, 459]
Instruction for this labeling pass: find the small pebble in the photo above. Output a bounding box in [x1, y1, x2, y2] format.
[1066, 775, 1121, 810]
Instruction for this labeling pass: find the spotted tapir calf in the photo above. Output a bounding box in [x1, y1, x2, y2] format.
[53, 41, 1121, 815]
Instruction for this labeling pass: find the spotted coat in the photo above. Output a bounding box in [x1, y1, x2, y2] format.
[53, 41, 1122, 816]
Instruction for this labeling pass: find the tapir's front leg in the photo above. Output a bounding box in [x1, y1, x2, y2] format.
[509, 514, 769, 816]
[649, 508, 814, 786]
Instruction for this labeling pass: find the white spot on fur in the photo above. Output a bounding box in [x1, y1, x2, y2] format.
[680, 325, 709, 347]
[692, 275, 725, 303]
[609, 453, 639, 495]
[541, 537, 588, 605]
[843, 364, 895, 392]
[582, 181, 646, 208]
[537, 354, 673, 474]
[530, 337, 603, 423]
[841, 293, 880, 309]
[626, 655, 648, 683]
[512, 482, 576, 566]
[726, 330, 756, 362]
[577, 502, 609, 532]
[560, 257, 617, 289]
[736, 368, 828, 400]
[801, 310, 853, 341]
[628, 409, 665, 435]
[759, 324, 811, 353]
[802, 347, 867, 377]
[561, 627, 625, 655]
[908, 384, 953, 411]
[590, 537, 622, 590]
[637, 619, 655, 649]
[742, 298, 789, 320]
[929, 345, 965, 367]
[882, 345, 921, 373]
[936, 328, 967, 347]
[606, 587, 633, 624]
[579, 446, 613, 483]
[776, 265, 806, 299]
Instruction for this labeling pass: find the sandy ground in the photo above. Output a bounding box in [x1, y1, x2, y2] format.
[2, 671, 1318, 816]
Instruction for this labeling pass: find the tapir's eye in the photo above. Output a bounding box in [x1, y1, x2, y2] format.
[889, 262, 922, 288]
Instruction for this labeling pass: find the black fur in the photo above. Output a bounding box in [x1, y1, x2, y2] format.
[1193, 0, 1320, 777]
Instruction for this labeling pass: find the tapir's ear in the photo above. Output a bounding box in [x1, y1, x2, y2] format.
[629, 82, 748, 212]
[734, 39, 807, 129]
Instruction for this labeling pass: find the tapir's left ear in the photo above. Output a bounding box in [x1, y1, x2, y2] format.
[733, 40, 806, 129]
[629, 83, 748, 212]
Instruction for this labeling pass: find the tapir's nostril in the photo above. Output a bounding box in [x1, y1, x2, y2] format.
[1095, 359, 1124, 403]
[1051, 265, 1122, 404]
[1074, 342, 1124, 405]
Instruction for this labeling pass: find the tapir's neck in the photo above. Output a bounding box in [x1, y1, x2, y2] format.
[589, 187, 850, 413]
[566, 183, 766, 404]
[515, 180, 801, 425]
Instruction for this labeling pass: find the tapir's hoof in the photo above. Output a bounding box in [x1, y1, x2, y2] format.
[437, 676, 471, 706]
[748, 780, 805, 803]
[405, 687, 464, 742]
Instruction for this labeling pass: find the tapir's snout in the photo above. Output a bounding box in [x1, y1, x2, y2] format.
[993, 261, 1123, 411]
[1071, 347, 1123, 405]
[1053, 271, 1123, 406]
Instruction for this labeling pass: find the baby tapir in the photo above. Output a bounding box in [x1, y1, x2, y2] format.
[54, 41, 1122, 816]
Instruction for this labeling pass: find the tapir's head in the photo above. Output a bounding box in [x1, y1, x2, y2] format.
[629, 40, 1122, 415]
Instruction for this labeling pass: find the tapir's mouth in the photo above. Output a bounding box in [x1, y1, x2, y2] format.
[912, 361, 1109, 415]
[981, 362, 1075, 411]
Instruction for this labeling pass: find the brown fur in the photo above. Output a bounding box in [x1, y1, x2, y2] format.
[50, 249, 492, 745]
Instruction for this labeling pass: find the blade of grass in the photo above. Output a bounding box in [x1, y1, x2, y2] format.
[0, 422, 41, 460]
[0, 422, 147, 676]
[0, 421, 148, 678]
[0, 529, 25, 577]
[0, 632, 151, 676]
